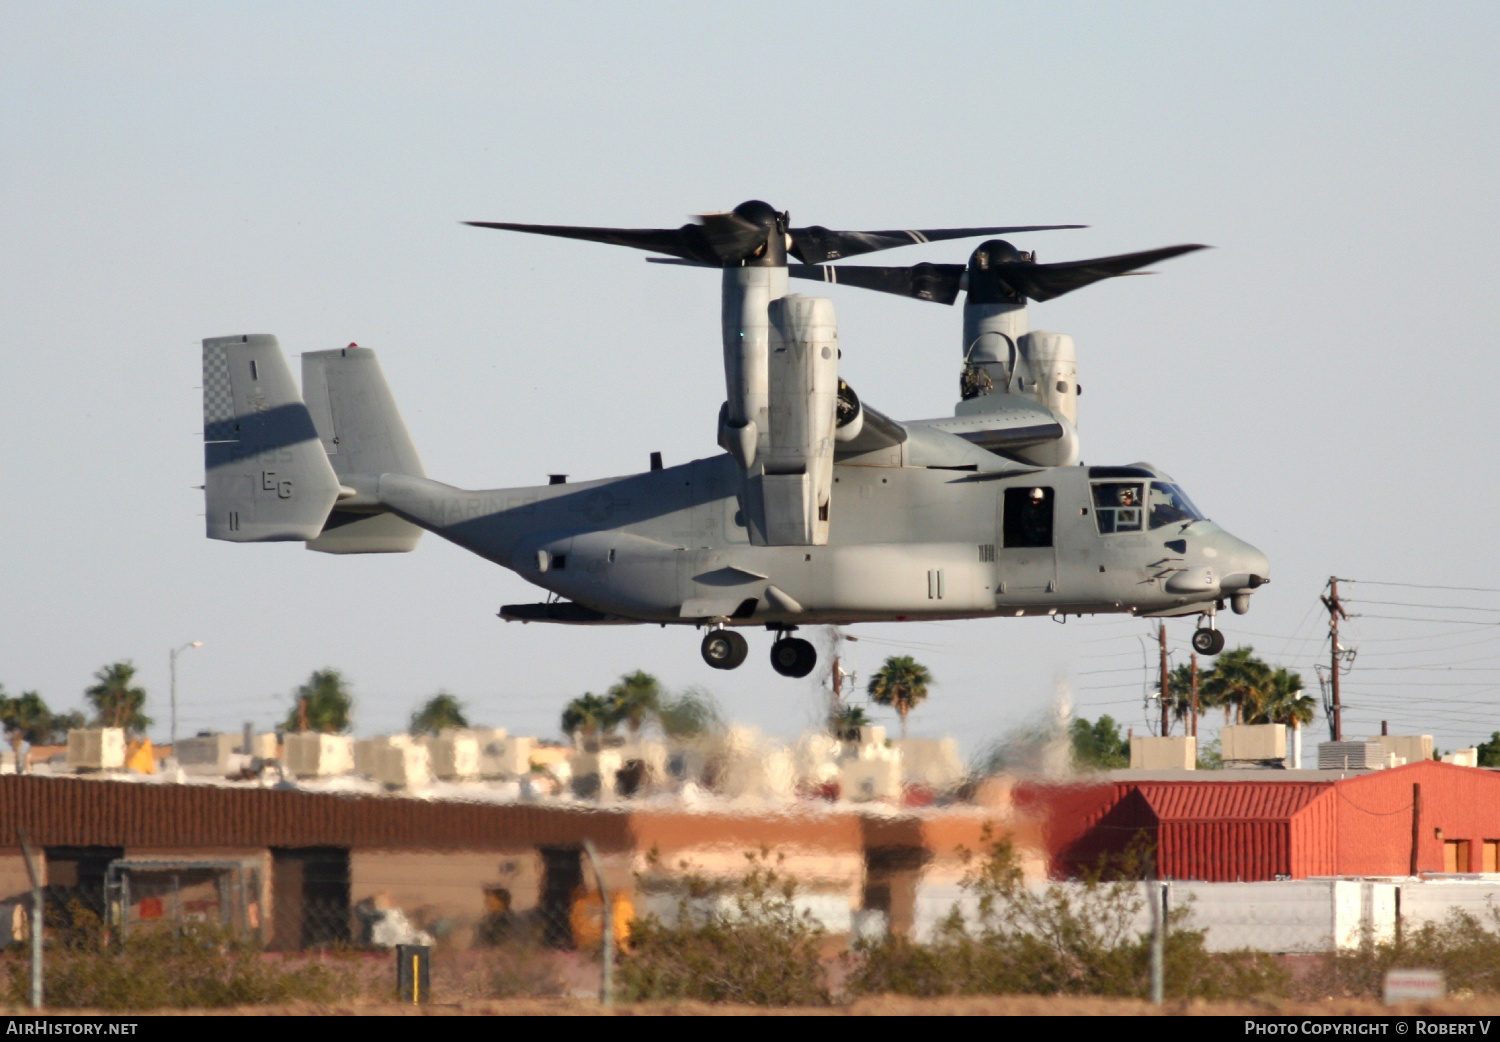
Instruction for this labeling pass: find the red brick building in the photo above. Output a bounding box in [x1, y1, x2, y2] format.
[1017, 761, 1500, 881]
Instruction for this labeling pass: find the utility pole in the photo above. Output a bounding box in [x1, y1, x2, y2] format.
[1159, 622, 1171, 738]
[1190, 652, 1200, 740]
[1321, 578, 1350, 741]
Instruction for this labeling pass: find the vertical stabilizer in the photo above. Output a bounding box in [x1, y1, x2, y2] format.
[203, 335, 341, 542]
[300, 346, 425, 554]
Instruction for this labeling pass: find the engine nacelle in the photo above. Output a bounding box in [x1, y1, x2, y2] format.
[748, 294, 838, 546]
[720, 264, 788, 468]
[1019, 331, 1078, 426]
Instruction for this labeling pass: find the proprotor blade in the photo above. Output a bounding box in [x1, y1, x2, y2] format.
[465, 200, 783, 267]
[787, 224, 1086, 265]
[787, 263, 967, 305]
[463, 221, 718, 264]
[995, 244, 1209, 302]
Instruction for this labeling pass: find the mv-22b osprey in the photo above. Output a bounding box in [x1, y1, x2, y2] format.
[201, 200, 1269, 678]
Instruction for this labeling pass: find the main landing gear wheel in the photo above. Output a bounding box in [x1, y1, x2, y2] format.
[701, 629, 749, 670]
[770, 637, 817, 678]
[1192, 628, 1226, 655]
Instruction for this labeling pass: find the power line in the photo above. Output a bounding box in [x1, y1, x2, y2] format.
[1353, 615, 1499, 626]
[1345, 600, 1500, 614]
[1342, 579, 1500, 595]
[1347, 629, 1500, 645]
[1356, 634, 1500, 656]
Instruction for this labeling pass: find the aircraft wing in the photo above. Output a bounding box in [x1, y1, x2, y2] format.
[909, 398, 1066, 453]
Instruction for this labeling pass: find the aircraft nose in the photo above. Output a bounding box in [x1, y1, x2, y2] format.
[1215, 533, 1269, 611]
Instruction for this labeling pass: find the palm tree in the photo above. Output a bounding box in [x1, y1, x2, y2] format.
[831, 704, 872, 741]
[1199, 646, 1272, 726]
[867, 655, 933, 738]
[655, 687, 722, 740]
[281, 668, 354, 733]
[1246, 667, 1315, 729]
[1159, 662, 1197, 728]
[409, 692, 469, 736]
[561, 692, 616, 740]
[605, 670, 661, 738]
[0, 688, 71, 772]
[85, 661, 152, 734]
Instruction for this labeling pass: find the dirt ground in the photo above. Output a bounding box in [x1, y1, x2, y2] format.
[10, 995, 1500, 1016]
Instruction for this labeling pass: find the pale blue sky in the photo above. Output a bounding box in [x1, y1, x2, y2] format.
[2, 3, 1497, 753]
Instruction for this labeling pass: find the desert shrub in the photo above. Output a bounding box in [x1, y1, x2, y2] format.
[847, 832, 1287, 1001]
[619, 849, 830, 1006]
[479, 945, 571, 999]
[4, 904, 347, 1010]
[1308, 907, 1500, 999]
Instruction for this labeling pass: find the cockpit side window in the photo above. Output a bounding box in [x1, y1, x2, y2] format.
[1147, 482, 1205, 529]
[1092, 482, 1144, 534]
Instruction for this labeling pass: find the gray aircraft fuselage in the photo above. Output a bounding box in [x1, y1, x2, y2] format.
[357, 453, 1267, 628]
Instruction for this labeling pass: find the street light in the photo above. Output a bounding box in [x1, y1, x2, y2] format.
[169, 641, 203, 749]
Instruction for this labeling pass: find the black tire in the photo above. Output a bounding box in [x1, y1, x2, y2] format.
[770, 637, 817, 678]
[701, 630, 748, 670]
[1192, 628, 1226, 656]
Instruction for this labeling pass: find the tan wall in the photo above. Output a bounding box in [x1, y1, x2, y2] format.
[0, 852, 39, 901]
[633, 844, 865, 905]
[351, 849, 541, 950]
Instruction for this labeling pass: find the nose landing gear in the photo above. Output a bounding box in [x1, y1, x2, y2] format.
[770, 633, 817, 678]
[1191, 614, 1226, 656]
[701, 628, 749, 670]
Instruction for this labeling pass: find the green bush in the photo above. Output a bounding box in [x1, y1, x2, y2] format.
[847, 833, 1287, 1000]
[619, 849, 830, 1006]
[1309, 907, 1500, 999]
[4, 902, 347, 1010]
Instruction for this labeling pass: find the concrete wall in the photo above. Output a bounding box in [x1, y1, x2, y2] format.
[1398, 880, 1500, 930]
[910, 877, 1397, 952]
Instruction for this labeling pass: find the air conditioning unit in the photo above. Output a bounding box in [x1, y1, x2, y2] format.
[1318, 741, 1390, 771]
[354, 734, 411, 778]
[839, 758, 902, 801]
[1222, 724, 1287, 764]
[67, 728, 126, 770]
[282, 732, 355, 777]
[375, 741, 431, 789]
[1129, 735, 1197, 770]
[1372, 734, 1433, 767]
[175, 733, 241, 776]
[423, 732, 480, 781]
[476, 731, 533, 778]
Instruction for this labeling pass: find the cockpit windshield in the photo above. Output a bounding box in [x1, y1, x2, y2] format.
[1147, 482, 1205, 529]
[1092, 481, 1206, 534]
